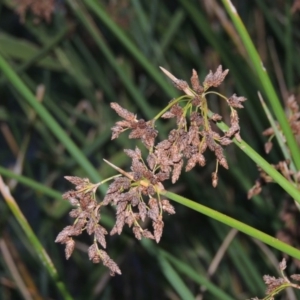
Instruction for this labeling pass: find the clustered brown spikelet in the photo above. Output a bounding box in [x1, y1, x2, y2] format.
[55, 176, 121, 276]
[56, 66, 246, 275]
[251, 258, 300, 300]
[262, 95, 300, 154]
[248, 95, 300, 199]
[247, 159, 299, 199]
[102, 147, 175, 243]
[111, 66, 246, 187]
[13, 0, 55, 23]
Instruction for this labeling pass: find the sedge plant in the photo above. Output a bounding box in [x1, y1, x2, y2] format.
[1, 1, 300, 299]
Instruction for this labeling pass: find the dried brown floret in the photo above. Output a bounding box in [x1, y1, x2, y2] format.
[261, 94, 300, 156]
[191, 69, 204, 94]
[247, 180, 262, 199]
[287, 95, 298, 111]
[86, 218, 96, 235]
[186, 153, 206, 171]
[69, 208, 81, 218]
[146, 185, 156, 195]
[148, 198, 159, 221]
[212, 172, 218, 188]
[161, 111, 175, 119]
[156, 171, 169, 182]
[13, 0, 55, 23]
[88, 243, 98, 261]
[182, 144, 197, 159]
[172, 160, 184, 183]
[62, 191, 79, 206]
[262, 127, 275, 136]
[73, 218, 86, 235]
[263, 275, 286, 294]
[291, 274, 300, 281]
[105, 177, 131, 196]
[210, 113, 223, 121]
[225, 110, 240, 138]
[188, 125, 200, 146]
[169, 104, 184, 125]
[124, 147, 142, 160]
[219, 137, 232, 146]
[55, 226, 75, 244]
[111, 125, 125, 140]
[173, 79, 189, 91]
[111, 103, 158, 149]
[199, 141, 208, 153]
[133, 226, 142, 240]
[99, 250, 121, 276]
[214, 146, 228, 169]
[111, 212, 126, 235]
[204, 133, 215, 148]
[146, 153, 157, 170]
[170, 148, 182, 163]
[203, 65, 229, 89]
[138, 202, 147, 221]
[95, 225, 108, 249]
[125, 211, 135, 227]
[64, 176, 89, 187]
[190, 112, 203, 127]
[129, 120, 158, 149]
[161, 200, 175, 215]
[227, 94, 247, 109]
[110, 102, 136, 121]
[279, 258, 287, 271]
[191, 96, 201, 107]
[65, 238, 75, 260]
[142, 229, 155, 240]
[153, 218, 164, 243]
[211, 132, 221, 140]
[79, 194, 94, 210]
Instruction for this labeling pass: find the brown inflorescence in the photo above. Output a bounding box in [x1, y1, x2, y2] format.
[252, 258, 300, 299]
[55, 176, 121, 276]
[57, 66, 246, 275]
[262, 95, 300, 154]
[111, 66, 245, 187]
[13, 0, 55, 23]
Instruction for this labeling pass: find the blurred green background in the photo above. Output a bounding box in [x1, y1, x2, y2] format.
[0, 0, 300, 299]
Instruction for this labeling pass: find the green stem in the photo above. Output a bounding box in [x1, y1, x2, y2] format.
[210, 111, 300, 204]
[0, 53, 102, 185]
[153, 95, 189, 120]
[234, 138, 300, 203]
[162, 190, 300, 260]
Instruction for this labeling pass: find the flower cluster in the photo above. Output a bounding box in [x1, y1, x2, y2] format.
[251, 258, 300, 300]
[247, 160, 297, 199]
[111, 66, 246, 187]
[13, 0, 55, 23]
[56, 66, 246, 275]
[248, 95, 300, 199]
[55, 176, 121, 276]
[262, 95, 300, 154]
[103, 147, 175, 243]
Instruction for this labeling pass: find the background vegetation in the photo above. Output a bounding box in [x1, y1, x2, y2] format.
[0, 0, 300, 299]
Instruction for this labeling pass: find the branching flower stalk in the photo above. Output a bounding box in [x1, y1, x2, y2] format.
[56, 66, 247, 274]
[252, 258, 300, 300]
